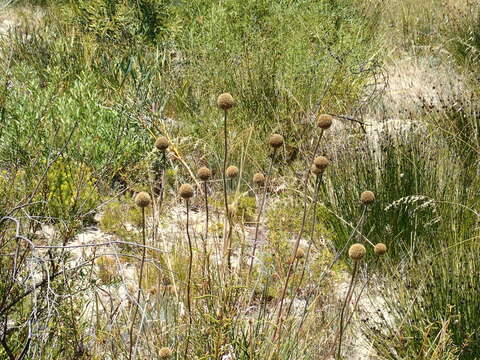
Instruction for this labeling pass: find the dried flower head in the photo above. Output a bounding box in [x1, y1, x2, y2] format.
[155, 136, 170, 151]
[159, 347, 173, 358]
[360, 191, 375, 205]
[310, 163, 322, 176]
[313, 156, 329, 170]
[317, 114, 333, 129]
[348, 243, 366, 261]
[178, 184, 194, 199]
[295, 247, 305, 259]
[253, 172, 266, 186]
[148, 287, 157, 296]
[134, 192, 151, 208]
[226, 165, 239, 179]
[269, 134, 284, 148]
[197, 166, 212, 181]
[217, 93, 235, 110]
[374, 243, 387, 256]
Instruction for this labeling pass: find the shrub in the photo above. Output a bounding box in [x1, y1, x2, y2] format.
[64, 0, 175, 44]
[41, 159, 99, 221]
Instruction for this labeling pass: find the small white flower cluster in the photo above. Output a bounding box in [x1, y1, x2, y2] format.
[384, 195, 436, 213]
[385, 195, 441, 226]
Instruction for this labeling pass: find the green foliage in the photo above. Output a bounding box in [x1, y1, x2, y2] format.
[414, 242, 480, 359]
[3, 0, 479, 358]
[99, 194, 147, 239]
[233, 194, 256, 222]
[39, 159, 99, 220]
[441, 3, 480, 70]
[264, 194, 336, 281]
[64, 0, 175, 44]
[321, 116, 478, 261]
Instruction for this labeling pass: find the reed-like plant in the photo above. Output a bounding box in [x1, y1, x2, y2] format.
[128, 191, 151, 360]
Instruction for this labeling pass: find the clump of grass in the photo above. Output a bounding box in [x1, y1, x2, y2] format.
[364, 237, 479, 359]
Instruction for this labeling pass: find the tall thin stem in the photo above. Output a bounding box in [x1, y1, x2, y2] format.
[201, 180, 210, 283]
[203, 181, 209, 240]
[337, 261, 358, 360]
[285, 174, 322, 321]
[184, 198, 193, 357]
[222, 110, 229, 220]
[186, 199, 193, 321]
[274, 129, 324, 339]
[158, 151, 166, 210]
[222, 110, 230, 268]
[128, 207, 146, 360]
[345, 258, 379, 329]
[248, 149, 278, 281]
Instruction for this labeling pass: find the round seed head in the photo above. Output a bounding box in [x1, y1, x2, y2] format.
[313, 156, 329, 170]
[178, 184, 194, 199]
[197, 166, 212, 181]
[360, 191, 375, 205]
[226, 165, 239, 179]
[148, 286, 157, 296]
[269, 134, 284, 148]
[134, 192, 151, 208]
[253, 172, 266, 186]
[374, 243, 387, 256]
[295, 247, 305, 259]
[217, 93, 235, 110]
[317, 114, 333, 129]
[159, 347, 173, 358]
[348, 243, 366, 261]
[155, 136, 170, 151]
[310, 163, 322, 176]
